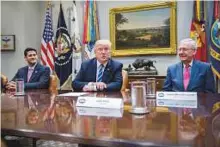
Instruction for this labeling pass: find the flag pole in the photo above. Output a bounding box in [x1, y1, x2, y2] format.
[49, 1, 55, 75]
[57, 2, 62, 90]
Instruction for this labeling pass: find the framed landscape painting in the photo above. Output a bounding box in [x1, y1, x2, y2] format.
[109, 2, 177, 56]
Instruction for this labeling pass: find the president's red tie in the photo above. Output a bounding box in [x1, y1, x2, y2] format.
[183, 65, 190, 91]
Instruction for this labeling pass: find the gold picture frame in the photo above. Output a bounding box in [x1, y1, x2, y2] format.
[109, 2, 177, 56]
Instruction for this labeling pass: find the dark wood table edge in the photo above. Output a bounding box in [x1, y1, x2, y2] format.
[1, 128, 187, 147]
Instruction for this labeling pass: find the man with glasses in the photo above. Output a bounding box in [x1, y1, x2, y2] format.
[72, 39, 123, 92]
[163, 38, 215, 93]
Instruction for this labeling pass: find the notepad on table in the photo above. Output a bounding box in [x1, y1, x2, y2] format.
[57, 92, 88, 97]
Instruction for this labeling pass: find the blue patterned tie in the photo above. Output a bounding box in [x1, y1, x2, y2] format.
[97, 64, 104, 82]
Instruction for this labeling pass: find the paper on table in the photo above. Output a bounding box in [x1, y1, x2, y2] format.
[57, 92, 88, 97]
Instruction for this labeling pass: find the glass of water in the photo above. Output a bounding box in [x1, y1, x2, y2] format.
[130, 81, 148, 114]
[15, 78, 25, 96]
[146, 78, 156, 98]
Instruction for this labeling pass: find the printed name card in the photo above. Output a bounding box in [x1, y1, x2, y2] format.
[76, 96, 123, 109]
[156, 91, 197, 108]
[76, 107, 123, 117]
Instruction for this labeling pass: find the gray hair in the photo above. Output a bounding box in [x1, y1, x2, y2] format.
[179, 38, 197, 50]
[94, 39, 112, 48]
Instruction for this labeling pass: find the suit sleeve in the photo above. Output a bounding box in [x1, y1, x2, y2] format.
[72, 63, 90, 91]
[163, 67, 173, 91]
[205, 65, 216, 93]
[105, 63, 123, 91]
[11, 70, 20, 81]
[25, 66, 50, 89]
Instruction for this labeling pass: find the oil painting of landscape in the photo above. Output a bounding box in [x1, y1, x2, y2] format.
[116, 8, 170, 49]
[110, 2, 177, 56]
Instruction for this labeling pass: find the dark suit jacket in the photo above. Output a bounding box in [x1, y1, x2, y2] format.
[72, 58, 123, 92]
[163, 60, 216, 93]
[12, 63, 50, 90]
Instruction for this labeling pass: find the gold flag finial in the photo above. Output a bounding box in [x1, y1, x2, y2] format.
[47, 1, 51, 8]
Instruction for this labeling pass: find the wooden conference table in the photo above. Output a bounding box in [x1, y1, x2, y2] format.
[1, 90, 220, 147]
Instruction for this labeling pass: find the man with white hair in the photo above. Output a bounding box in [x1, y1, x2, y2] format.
[72, 39, 123, 92]
[163, 38, 215, 93]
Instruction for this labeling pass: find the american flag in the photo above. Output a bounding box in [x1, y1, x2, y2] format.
[41, 4, 54, 71]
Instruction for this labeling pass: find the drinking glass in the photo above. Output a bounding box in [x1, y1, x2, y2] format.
[88, 83, 97, 91]
[130, 81, 148, 114]
[146, 78, 156, 98]
[15, 78, 25, 95]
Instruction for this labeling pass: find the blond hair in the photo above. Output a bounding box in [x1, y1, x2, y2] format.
[94, 40, 112, 48]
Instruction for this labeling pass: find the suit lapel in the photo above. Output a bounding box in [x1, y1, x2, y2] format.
[92, 59, 97, 81]
[177, 62, 184, 91]
[102, 60, 112, 83]
[187, 60, 199, 91]
[24, 66, 29, 83]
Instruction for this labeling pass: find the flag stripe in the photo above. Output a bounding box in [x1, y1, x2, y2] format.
[214, 0, 220, 18]
[47, 42, 54, 57]
[190, 0, 207, 62]
[41, 45, 49, 66]
[46, 43, 54, 70]
[196, 0, 200, 21]
[41, 43, 49, 64]
[94, 1, 100, 40]
[41, 56, 47, 65]
[83, 0, 100, 60]
[47, 42, 55, 66]
[41, 40, 54, 69]
[83, 0, 89, 44]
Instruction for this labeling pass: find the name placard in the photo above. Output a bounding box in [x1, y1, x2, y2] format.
[76, 107, 123, 117]
[76, 96, 123, 109]
[156, 91, 197, 108]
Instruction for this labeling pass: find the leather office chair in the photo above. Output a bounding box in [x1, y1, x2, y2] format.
[1, 74, 8, 86]
[1, 139, 7, 147]
[1, 74, 8, 92]
[49, 75, 58, 93]
[156, 79, 165, 91]
[121, 70, 129, 91]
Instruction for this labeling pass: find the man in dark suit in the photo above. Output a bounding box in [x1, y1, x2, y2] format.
[6, 48, 50, 90]
[72, 40, 123, 92]
[163, 38, 216, 93]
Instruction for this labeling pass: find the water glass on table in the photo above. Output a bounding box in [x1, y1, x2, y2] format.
[88, 82, 97, 91]
[15, 78, 25, 96]
[146, 78, 156, 98]
[130, 81, 148, 114]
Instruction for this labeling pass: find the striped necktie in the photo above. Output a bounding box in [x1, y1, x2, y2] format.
[97, 64, 104, 82]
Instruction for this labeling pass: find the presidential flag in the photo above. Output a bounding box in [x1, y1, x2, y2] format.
[83, 0, 100, 60]
[54, 4, 73, 89]
[210, 1, 220, 78]
[190, 0, 207, 62]
[41, 2, 54, 71]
